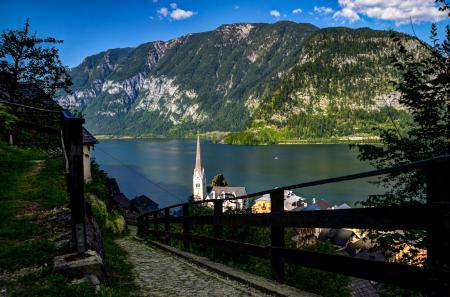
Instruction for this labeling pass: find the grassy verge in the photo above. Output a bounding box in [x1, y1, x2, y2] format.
[101, 233, 136, 296]
[0, 142, 136, 296]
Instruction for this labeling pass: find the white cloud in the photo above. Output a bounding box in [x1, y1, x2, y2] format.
[270, 10, 281, 18]
[333, 0, 447, 25]
[292, 8, 302, 14]
[314, 6, 334, 15]
[333, 7, 360, 22]
[156, 5, 196, 21]
[157, 7, 168, 17]
[234, 5, 240, 10]
[170, 8, 195, 20]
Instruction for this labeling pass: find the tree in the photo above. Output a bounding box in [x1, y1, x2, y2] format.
[0, 19, 72, 102]
[211, 174, 228, 187]
[0, 103, 16, 133]
[355, 6, 449, 265]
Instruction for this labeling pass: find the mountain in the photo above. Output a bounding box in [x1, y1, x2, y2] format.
[58, 22, 420, 139]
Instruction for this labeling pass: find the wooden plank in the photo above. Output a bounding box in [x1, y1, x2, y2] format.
[141, 155, 450, 218]
[270, 190, 284, 282]
[147, 205, 434, 230]
[149, 231, 270, 258]
[274, 247, 438, 292]
[15, 121, 60, 135]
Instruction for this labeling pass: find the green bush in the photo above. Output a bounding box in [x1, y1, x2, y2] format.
[88, 194, 125, 235]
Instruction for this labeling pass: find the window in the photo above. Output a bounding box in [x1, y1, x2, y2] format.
[196, 184, 200, 188]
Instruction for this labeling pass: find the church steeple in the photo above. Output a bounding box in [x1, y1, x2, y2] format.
[193, 135, 206, 200]
[195, 135, 202, 171]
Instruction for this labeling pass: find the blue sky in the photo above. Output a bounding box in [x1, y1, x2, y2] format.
[1, 0, 449, 67]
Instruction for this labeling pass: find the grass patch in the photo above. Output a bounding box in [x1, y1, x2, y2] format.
[13, 272, 96, 297]
[0, 143, 67, 241]
[0, 239, 56, 270]
[33, 159, 68, 208]
[0, 142, 136, 296]
[102, 234, 136, 296]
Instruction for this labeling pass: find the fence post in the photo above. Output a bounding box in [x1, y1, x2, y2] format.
[164, 208, 170, 244]
[270, 189, 285, 282]
[153, 212, 159, 239]
[62, 114, 87, 254]
[425, 160, 450, 295]
[8, 128, 13, 145]
[213, 200, 223, 259]
[137, 215, 144, 237]
[183, 204, 190, 250]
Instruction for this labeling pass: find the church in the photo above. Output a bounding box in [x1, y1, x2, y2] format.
[192, 135, 207, 201]
[192, 136, 247, 210]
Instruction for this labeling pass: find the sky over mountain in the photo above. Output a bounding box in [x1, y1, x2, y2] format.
[1, 0, 449, 67]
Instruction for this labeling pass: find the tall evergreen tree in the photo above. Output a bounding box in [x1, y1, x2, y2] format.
[0, 19, 72, 102]
[355, 4, 449, 265]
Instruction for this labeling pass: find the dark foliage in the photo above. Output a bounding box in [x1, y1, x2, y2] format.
[0, 19, 72, 102]
[210, 173, 228, 187]
[355, 19, 449, 265]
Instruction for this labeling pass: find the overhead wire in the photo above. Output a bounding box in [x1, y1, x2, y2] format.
[95, 146, 187, 204]
[0, 99, 187, 203]
[0, 99, 61, 113]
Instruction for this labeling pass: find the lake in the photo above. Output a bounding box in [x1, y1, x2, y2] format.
[92, 139, 385, 208]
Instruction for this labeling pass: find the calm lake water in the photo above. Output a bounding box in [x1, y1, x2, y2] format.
[92, 140, 384, 208]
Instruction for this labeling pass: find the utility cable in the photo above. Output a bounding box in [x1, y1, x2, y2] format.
[0, 99, 61, 113]
[95, 146, 186, 204]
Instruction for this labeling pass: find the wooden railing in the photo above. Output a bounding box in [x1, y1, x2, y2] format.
[138, 155, 450, 295]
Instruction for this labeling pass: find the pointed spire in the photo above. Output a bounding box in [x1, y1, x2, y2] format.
[195, 134, 202, 170]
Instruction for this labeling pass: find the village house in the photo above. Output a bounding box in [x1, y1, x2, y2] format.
[251, 190, 306, 214]
[291, 199, 350, 247]
[130, 195, 159, 215]
[82, 128, 98, 182]
[206, 186, 247, 210]
[112, 193, 131, 213]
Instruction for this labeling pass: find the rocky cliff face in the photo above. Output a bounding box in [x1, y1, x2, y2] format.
[58, 22, 418, 137]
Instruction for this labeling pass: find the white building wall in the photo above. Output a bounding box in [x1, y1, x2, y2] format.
[83, 145, 92, 182]
[193, 168, 206, 200]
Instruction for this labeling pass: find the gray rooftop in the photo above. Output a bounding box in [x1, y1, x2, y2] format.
[211, 186, 247, 198]
[83, 128, 98, 145]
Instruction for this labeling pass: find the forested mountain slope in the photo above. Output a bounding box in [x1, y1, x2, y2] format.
[58, 22, 421, 139]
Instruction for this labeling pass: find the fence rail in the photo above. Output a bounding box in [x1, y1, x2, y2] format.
[138, 155, 450, 295]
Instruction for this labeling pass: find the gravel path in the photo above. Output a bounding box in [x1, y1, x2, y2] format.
[115, 236, 273, 297]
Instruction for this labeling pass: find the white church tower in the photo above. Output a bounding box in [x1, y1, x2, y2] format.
[193, 135, 206, 201]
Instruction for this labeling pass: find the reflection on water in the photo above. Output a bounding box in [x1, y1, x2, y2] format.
[93, 140, 384, 208]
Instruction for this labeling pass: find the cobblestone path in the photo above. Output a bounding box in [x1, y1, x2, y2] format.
[115, 236, 272, 297]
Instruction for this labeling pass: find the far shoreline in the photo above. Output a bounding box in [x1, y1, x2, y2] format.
[94, 134, 380, 145]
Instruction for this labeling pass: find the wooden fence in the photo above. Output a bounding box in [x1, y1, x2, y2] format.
[61, 111, 87, 253]
[138, 155, 450, 295]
